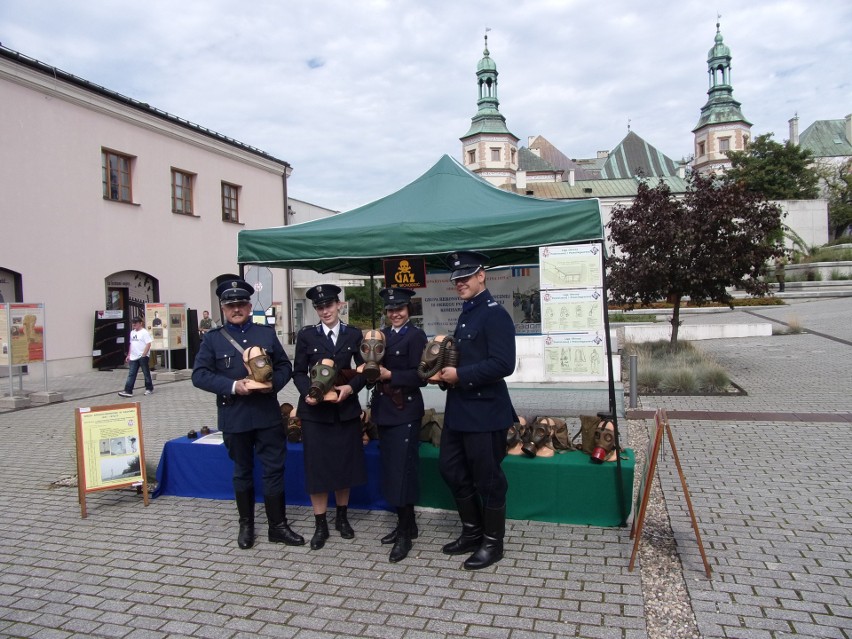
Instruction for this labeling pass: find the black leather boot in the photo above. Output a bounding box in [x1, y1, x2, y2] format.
[463, 504, 505, 570]
[389, 505, 413, 563]
[264, 493, 305, 546]
[442, 494, 483, 555]
[334, 505, 355, 539]
[381, 505, 419, 544]
[235, 490, 256, 550]
[310, 513, 330, 550]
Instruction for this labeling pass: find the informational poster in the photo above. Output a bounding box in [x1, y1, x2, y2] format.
[75, 403, 148, 518]
[543, 332, 606, 379]
[538, 244, 607, 382]
[8, 303, 45, 365]
[146, 303, 167, 350]
[419, 265, 540, 336]
[168, 303, 186, 349]
[539, 244, 603, 290]
[0, 305, 8, 367]
[145, 303, 186, 351]
[541, 289, 604, 333]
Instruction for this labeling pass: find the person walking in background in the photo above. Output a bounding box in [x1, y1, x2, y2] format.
[371, 287, 428, 563]
[118, 317, 154, 397]
[437, 251, 516, 570]
[775, 256, 786, 293]
[293, 284, 367, 551]
[192, 279, 304, 551]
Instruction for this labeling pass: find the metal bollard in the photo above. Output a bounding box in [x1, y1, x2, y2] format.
[629, 354, 638, 408]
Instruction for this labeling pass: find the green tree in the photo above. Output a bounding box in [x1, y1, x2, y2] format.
[607, 173, 785, 344]
[726, 133, 820, 200]
[822, 159, 852, 239]
[344, 280, 382, 329]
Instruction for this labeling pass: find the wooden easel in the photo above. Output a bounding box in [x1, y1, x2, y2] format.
[75, 403, 149, 518]
[629, 409, 711, 578]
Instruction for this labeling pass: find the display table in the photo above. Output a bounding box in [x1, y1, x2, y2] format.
[154, 435, 633, 526]
[418, 445, 634, 527]
[154, 435, 390, 511]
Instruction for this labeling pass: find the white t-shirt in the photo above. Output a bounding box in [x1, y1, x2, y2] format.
[128, 327, 153, 361]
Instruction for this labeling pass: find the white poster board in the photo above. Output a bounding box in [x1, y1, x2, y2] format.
[539, 245, 607, 382]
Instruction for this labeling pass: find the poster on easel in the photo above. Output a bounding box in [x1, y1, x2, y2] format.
[75, 403, 149, 518]
[629, 409, 711, 578]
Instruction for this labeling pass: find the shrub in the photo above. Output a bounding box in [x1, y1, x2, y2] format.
[696, 365, 730, 392]
[659, 367, 699, 393]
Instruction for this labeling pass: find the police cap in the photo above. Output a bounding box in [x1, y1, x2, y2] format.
[446, 250, 489, 281]
[306, 284, 342, 307]
[216, 279, 254, 305]
[379, 287, 416, 310]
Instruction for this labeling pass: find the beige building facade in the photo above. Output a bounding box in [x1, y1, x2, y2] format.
[1, 46, 293, 377]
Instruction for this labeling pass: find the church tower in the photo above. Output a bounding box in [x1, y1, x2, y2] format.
[460, 34, 519, 186]
[691, 21, 752, 174]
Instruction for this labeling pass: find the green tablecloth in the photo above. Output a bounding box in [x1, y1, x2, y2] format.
[418, 445, 634, 527]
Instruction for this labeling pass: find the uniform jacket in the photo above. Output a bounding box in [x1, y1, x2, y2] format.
[444, 288, 516, 432]
[191, 322, 292, 434]
[293, 322, 366, 423]
[370, 323, 428, 426]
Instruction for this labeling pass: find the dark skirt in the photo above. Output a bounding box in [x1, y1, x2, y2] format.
[377, 421, 420, 506]
[301, 415, 367, 494]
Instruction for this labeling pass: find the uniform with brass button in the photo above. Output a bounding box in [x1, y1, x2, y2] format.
[437, 251, 516, 571]
[370, 287, 428, 563]
[192, 278, 304, 550]
[293, 283, 367, 550]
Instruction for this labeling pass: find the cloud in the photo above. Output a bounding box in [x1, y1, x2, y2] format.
[1, 0, 850, 211]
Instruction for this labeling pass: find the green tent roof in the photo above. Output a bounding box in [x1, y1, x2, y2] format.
[238, 155, 603, 276]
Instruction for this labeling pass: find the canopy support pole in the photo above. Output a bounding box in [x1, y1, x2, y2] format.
[598, 240, 627, 527]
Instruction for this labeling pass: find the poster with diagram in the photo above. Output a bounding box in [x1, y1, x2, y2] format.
[538, 243, 607, 382]
[539, 244, 603, 290]
[541, 288, 604, 333]
[75, 402, 149, 517]
[543, 332, 607, 380]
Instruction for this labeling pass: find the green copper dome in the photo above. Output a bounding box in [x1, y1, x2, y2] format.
[477, 43, 497, 72]
[708, 26, 731, 61]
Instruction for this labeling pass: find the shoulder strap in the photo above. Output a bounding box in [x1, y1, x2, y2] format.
[219, 329, 245, 354]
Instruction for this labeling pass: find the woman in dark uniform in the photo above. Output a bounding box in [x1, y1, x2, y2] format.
[371, 287, 428, 563]
[293, 284, 367, 550]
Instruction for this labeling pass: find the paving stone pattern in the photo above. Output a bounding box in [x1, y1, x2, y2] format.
[0, 296, 850, 638]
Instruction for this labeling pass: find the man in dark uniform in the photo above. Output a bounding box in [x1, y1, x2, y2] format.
[192, 278, 304, 550]
[437, 251, 516, 570]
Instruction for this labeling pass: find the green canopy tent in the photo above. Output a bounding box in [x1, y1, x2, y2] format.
[237, 155, 604, 275]
[237, 155, 627, 525]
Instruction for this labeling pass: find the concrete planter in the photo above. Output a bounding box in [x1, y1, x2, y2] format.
[779, 260, 852, 282]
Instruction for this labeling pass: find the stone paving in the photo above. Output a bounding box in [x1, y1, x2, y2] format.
[0, 296, 850, 638]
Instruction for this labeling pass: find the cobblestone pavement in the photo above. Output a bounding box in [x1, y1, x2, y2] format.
[0, 297, 850, 638]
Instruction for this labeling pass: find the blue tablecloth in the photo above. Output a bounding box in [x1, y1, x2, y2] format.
[154, 434, 390, 511]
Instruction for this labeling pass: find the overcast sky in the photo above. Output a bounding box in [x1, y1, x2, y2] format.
[2, 0, 849, 212]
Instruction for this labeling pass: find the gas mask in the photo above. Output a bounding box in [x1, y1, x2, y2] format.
[308, 358, 338, 401]
[359, 329, 386, 384]
[243, 346, 273, 388]
[590, 419, 617, 463]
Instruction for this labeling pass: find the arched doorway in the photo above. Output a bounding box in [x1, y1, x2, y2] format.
[105, 270, 159, 321]
[0, 267, 23, 303]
